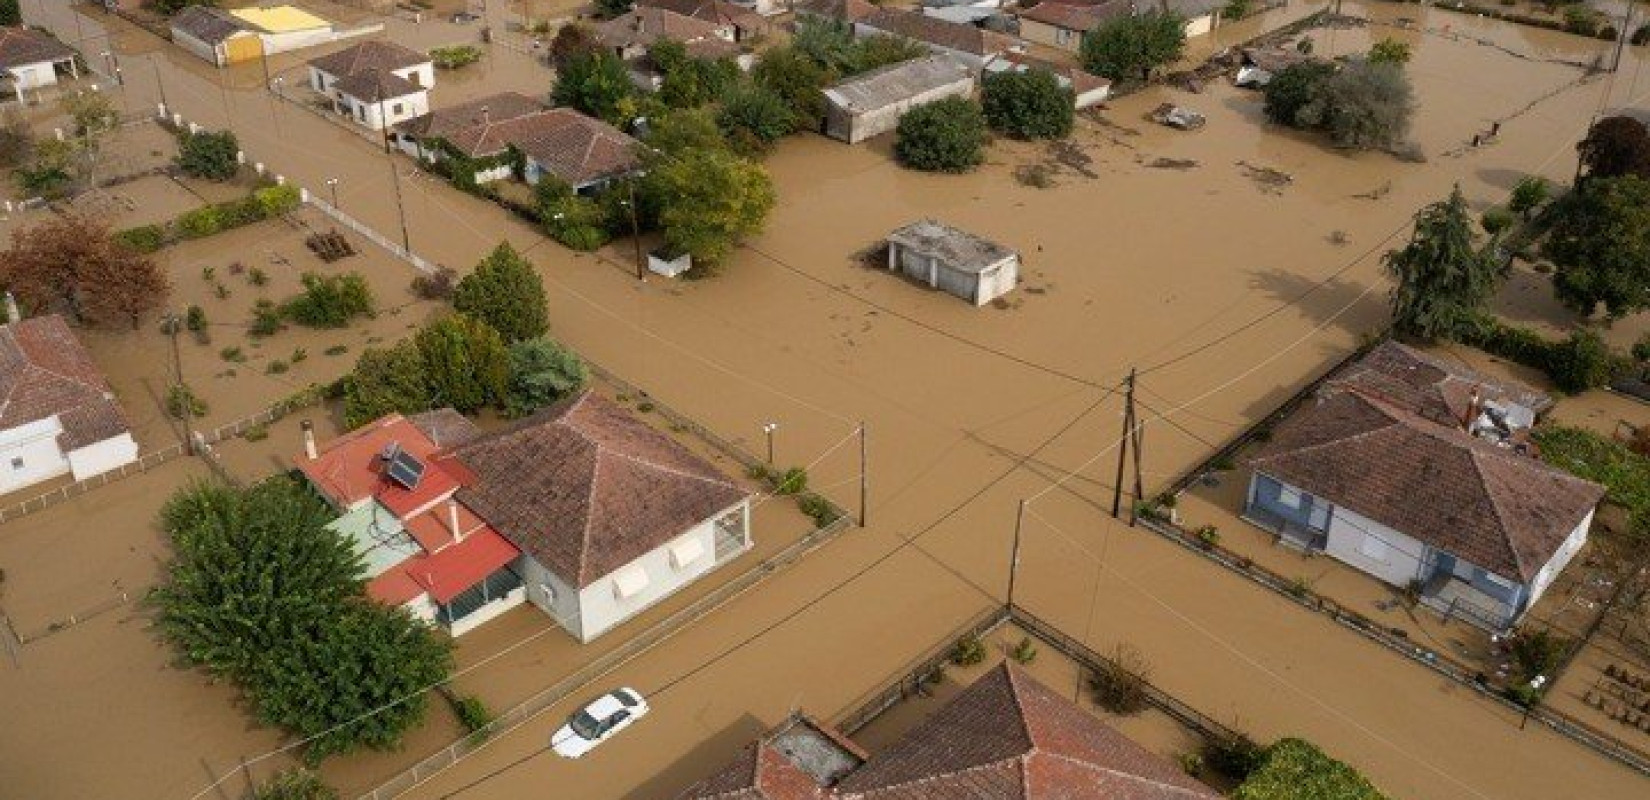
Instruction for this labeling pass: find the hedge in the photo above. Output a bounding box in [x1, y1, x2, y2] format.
[115, 183, 301, 252]
[1454, 316, 1617, 394]
[1393, 0, 1622, 42]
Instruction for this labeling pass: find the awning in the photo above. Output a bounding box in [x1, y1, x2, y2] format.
[668, 536, 705, 570]
[613, 564, 650, 599]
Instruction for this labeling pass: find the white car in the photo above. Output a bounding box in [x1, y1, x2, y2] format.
[551, 688, 650, 758]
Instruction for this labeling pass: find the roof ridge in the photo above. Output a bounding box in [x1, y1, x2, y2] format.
[1002, 666, 1038, 752]
[1249, 404, 1399, 464]
[599, 447, 740, 491]
[1034, 750, 1214, 797]
[1467, 448, 1528, 581]
[843, 755, 1023, 796]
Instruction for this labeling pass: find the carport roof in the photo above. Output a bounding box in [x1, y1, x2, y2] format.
[0, 26, 77, 69]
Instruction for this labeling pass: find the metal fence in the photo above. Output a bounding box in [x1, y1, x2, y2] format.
[0, 446, 184, 526]
[832, 606, 1012, 735]
[305, 195, 441, 275]
[13, 589, 135, 644]
[356, 511, 852, 800]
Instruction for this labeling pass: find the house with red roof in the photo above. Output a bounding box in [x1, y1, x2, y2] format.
[0, 308, 137, 494]
[678, 663, 1221, 799]
[296, 391, 753, 641]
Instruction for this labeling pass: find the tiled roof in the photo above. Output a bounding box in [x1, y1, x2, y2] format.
[367, 525, 520, 605]
[679, 714, 864, 799]
[860, 9, 1019, 57]
[1018, 0, 1130, 32]
[451, 391, 750, 588]
[1246, 390, 1604, 582]
[309, 39, 429, 77]
[431, 107, 641, 186]
[394, 91, 547, 142]
[331, 68, 425, 102]
[1329, 341, 1553, 431]
[169, 7, 250, 45]
[0, 315, 129, 450]
[794, 0, 879, 23]
[639, 0, 771, 34]
[593, 6, 727, 50]
[823, 54, 973, 114]
[683, 665, 1219, 799]
[0, 26, 77, 69]
[295, 413, 462, 516]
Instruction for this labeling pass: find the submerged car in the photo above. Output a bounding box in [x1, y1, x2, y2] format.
[1150, 103, 1207, 131]
[551, 688, 650, 758]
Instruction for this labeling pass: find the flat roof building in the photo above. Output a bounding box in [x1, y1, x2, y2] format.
[884, 219, 1020, 306]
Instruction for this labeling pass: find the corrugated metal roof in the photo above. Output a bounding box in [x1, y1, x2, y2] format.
[823, 54, 973, 114]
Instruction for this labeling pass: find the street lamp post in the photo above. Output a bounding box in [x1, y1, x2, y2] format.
[325, 178, 340, 210]
[761, 422, 778, 465]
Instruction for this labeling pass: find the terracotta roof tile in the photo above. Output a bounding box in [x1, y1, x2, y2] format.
[1330, 340, 1553, 431]
[795, 0, 880, 22]
[861, 9, 1020, 57]
[1019, 0, 1130, 32]
[309, 39, 429, 77]
[168, 7, 249, 44]
[331, 68, 425, 102]
[0, 26, 76, 69]
[639, 0, 772, 35]
[594, 6, 728, 50]
[452, 391, 749, 588]
[394, 92, 547, 141]
[0, 315, 129, 450]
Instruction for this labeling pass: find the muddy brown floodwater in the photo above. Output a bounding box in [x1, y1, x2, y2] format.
[4, 1, 1650, 799]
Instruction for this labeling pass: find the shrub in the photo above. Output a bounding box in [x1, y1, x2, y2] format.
[1481, 206, 1515, 235]
[113, 224, 166, 253]
[291, 347, 308, 363]
[430, 45, 482, 70]
[1548, 329, 1614, 394]
[185, 305, 207, 332]
[1509, 176, 1550, 220]
[1563, 4, 1604, 35]
[249, 768, 336, 800]
[1294, 59, 1415, 150]
[267, 360, 289, 375]
[1262, 61, 1335, 126]
[1195, 525, 1220, 549]
[1089, 643, 1151, 714]
[175, 129, 239, 181]
[1233, 738, 1389, 800]
[1508, 628, 1569, 683]
[451, 694, 493, 735]
[166, 384, 208, 419]
[1010, 636, 1038, 664]
[949, 634, 986, 666]
[324, 344, 349, 356]
[249, 299, 283, 337]
[244, 423, 269, 442]
[981, 68, 1075, 140]
[282, 272, 374, 328]
[1454, 316, 1615, 394]
[220, 346, 245, 362]
[1177, 751, 1206, 777]
[894, 98, 987, 173]
[176, 205, 224, 239]
[1204, 731, 1268, 780]
[717, 82, 796, 152]
[254, 184, 302, 217]
[505, 336, 586, 416]
[344, 341, 432, 427]
[773, 466, 807, 495]
[411, 266, 457, 300]
[796, 492, 842, 527]
[249, 267, 269, 286]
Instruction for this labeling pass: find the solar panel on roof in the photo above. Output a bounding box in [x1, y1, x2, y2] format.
[385, 445, 426, 490]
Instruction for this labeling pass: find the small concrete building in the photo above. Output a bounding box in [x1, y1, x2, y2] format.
[884, 219, 1019, 306]
[0, 309, 138, 494]
[822, 54, 973, 144]
[1016, 0, 1130, 53]
[171, 4, 369, 68]
[855, 8, 1020, 69]
[308, 40, 434, 131]
[0, 27, 78, 102]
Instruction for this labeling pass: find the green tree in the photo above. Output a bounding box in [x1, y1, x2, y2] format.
[1577, 115, 1650, 180]
[1262, 61, 1334, 125]
[650, 41, 739, 109]
[0, 0, 19, 26]
[251, 769, 336, 800]
[752, 45, 832, 131]
[649, 148, 776, 266]
[645, 107, 730, 158]
[1384, 187, 1501, 341]
[176, 129, 240, 180]
[1509, 176, 1551, 220]
[552, 51, 636, 125]
[1295, 58, 1414, 150]
[894, 98, 987, 173]
[507, 336, 588, 416]
[343, 341, 431, 427]
[1368, 37, 1412, 66]
[282, 272, 373, 328]
[415, 314, 511, 413]
[1233, 738, 1389, 800]
[717, 82, 796, 152]
[453, 241, 549, 342]
[61, 90, 118, 138]
[1080, 11, 1187, 84]
[981, 68, 1074, 140]
[791, 17, 925, 76]
[1545, 175, 1650, 318]
[594, 0, 632, 19]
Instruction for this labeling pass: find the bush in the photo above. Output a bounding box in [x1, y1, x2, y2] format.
[166, 384, 208, 419]
[176, 205, 224, 239]
[505, 336, 586, 416]
[1548, 329, 1614, 394]
[1454, 316, 1615, 394]
[717, 82, 796, 152]
[250, 768, 336, 800]
[773, 466, 807, 495]
[796, 491, 842, 527]
[949, 634, 986, 666]
[1294, 59, 1414, 150]
[220, 346, 245, 362]
[1089, 643, 1151, 714]
[981, 68, 1074, 141]
[430, 45, 482, 69]
[451, 694, 493, 734]
[1195, 525, 1220, 549]
[254, 184, 302, 217]
[249, 299, 283, 337]
[175, 129, 239, 181]
[411, 266, 456, 300]
[894, 98, 987, 173]
[1263, 61, 1335, 126]
[1563, 4, 1604, 35]
[1508, 628, 1569, 683]
[1509, 176, 1550, 220]
[1177, 751, 1206, 777]
[282, 273, 374, 328]
[1204, 731, 1268, 780]
[1010, 636, 1038, 664]
[1232, 738, 1389, 800]
[1481, 206, 1515, 235]
[114, 224, 166, 253]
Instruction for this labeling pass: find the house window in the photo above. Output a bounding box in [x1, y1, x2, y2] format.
[1277, 486, 1302, 510]
[9, 457, 22, 470]
[1358, 536, 1388, 561]
[1057, 28, 1071, 45]
[392, 102, 404, 115]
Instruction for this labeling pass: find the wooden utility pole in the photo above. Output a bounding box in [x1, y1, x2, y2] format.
[387, 157, 413, 255]
[1130, 377, 1145, 523]
[1008, 500, 1026, 608]
[627, 179, 644, 280]
[858, 421, 868, 528]
[1111, 369, 1137, 519]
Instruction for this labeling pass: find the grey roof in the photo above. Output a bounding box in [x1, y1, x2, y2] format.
[822, 54, 973, 114]
[886, 219, 1017, 274]
[168, 7, 248, 45]
[1154, 0, 1219, 17]
[331, 69, 425, 102]
[0, 27, 76, 70]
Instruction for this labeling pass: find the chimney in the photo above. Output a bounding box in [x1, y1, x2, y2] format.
[1463, 387, 1482, 433]
[447, 498, 464, 542]
[301, 419, 318, 460]
[3, 292, 18, 323]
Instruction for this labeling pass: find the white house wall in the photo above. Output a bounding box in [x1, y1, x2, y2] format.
[64, 433, 138, 482]
[1322, 505, 1429, 588]
[345, 91, 429, 130]
[1526, 509, 1592, 611]
[1183, 13, 1214, 37]
[520, 554, 585, 640]
[8, 62, 58, 91]
[574, 515, 727, 643]
[171, 29, 225, 65]
[0, 417, 71, 493]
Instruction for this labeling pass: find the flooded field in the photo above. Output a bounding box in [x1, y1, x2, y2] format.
[3, 1, 1650, 799]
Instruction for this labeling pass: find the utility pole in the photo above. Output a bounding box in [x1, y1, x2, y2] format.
[858, 421, 868, 528]
[627, 179, 644, 280]
[1110, 369, 1137, 519]
[1007, 500, 1026, 609]
[1130, 376, 1145, 523]
[1611, 2, 1634, 73]
[387, 157, 412, 255]
[151, 55, 167, 110]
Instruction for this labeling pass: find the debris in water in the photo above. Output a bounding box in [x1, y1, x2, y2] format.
[1048, 140, 1097, 178]
[1328, 230, 1350, 246]
[1237, 161, 1293, 194]
[1354, 181, 1392, 200]
[1146, 157, 1200, 170]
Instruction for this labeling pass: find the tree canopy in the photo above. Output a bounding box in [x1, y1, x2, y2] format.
[648, 147, 776, 266]
[343, 341, 432, 428]
[1262, 61, 1335, 126]
[453, 241, 550, 342]
[1545, 175, 1650, 318]
[717, 82, 796, 153]
[1295, 59, 1413, 150]
[752, 45, 832, 132]
[1232, 738, 1389, 800]
[981, 68, 1075, 141]
[1384, 186, 1501, 341]
[792, 17, 926, 77]
[176, 129, 240, 181]
[552, 51, 637, 125]
[548, 23, 599, 70]
[894, 98, 987, 173]
[1368, 37, 1412, 65]
[415, 313, 511, 414]
[0, 213, 169, 328]
[1577, 115, 1650, 180]
[1079, 12, 1186, 84]
[507, 336, 588, 417]
[651, 41, 740, 109]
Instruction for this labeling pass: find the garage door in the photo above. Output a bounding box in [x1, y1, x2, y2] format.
[224, 35, 264, 64]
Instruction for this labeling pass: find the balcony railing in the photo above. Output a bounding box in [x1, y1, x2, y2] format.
[437, 566, 525, 626]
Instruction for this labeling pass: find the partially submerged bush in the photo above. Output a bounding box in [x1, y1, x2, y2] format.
[1089, 643, 1152, 714]
[950, 634, 986, 666]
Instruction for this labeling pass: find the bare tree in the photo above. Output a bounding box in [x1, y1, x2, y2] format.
[0, 213, 169, 328]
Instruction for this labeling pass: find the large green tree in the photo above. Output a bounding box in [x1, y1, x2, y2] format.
[981, 68, 1074, 140]
[649, 147, 776, 266]
[1262, 61, 1334, 126]
[507, 336, 588, 416]
[894, 98, 987, 173]
[1384, 187, 1501, 341]
[453, 241, 549, 342]
[176, 129, 240, 181]
[791, 16, 926, 76]
[1545, 175, 1650, 318]
[552, 51, 636, 125]
[343, 340, 432, 427]
[415, 313, 511, 413]
[1577, 115, 1650, 180]
[752, 45, 832, 131]
[645, 107, 730, 158]
[717, 82, 796, 152]
[650, 41, 739, 109]
[1295, 58, 1413, 150]
[1080, 11, 1186, 84]
[1233, 738, 1389, 800]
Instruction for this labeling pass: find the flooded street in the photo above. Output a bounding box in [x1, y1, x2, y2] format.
[3, 0, 1650, 798]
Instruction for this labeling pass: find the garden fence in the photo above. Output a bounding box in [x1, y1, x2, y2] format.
[305, 194, 441, 275]
[0, 446, 183, 526]
[12, 589, 135, 644]
[832, 606, 1012, 735]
